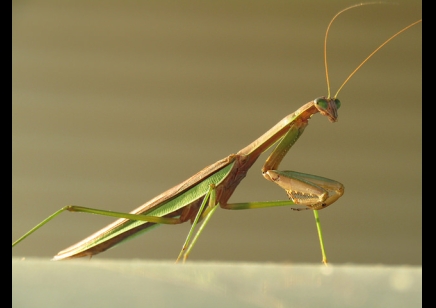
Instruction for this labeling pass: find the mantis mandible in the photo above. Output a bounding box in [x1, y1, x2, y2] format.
[12, 4, 421, 264]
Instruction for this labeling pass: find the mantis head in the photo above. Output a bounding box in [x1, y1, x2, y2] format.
[314, 97, 341, 123]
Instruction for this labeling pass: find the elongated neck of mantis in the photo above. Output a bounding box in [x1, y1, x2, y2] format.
[237, 101, 318, 159]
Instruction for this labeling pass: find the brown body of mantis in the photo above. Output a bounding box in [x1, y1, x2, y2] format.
[12, 4, 421, 264]
[51, 97, 342, 262]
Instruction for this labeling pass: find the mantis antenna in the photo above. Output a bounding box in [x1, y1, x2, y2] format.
[324, 2, 422, 98]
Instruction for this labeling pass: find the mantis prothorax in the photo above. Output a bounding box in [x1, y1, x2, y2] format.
[12, 4, 421, 264]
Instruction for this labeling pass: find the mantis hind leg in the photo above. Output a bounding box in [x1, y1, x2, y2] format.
[12, 205, 183, 248]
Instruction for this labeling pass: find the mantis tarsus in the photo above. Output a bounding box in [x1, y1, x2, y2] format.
[12, 4, 421, 264]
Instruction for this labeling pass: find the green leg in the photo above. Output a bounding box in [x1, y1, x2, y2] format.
[313, 210, 328, 265]
[176, 184, 218, 263]
[223, 200, 328, 265]
[182, 195, 219, 262]
[12, 205, 182, 247]
[223, 200, 297, 210]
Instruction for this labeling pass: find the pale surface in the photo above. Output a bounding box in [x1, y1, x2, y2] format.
[12, 258, 422, 308]
[13, 1, 421, 264]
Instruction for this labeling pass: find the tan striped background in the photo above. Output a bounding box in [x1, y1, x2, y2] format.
[13, 0, 421, 264]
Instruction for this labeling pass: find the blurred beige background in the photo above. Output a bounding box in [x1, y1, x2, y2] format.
[13, 1, 421, 265]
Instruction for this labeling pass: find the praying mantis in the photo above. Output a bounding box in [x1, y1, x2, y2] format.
[12, 4, 421, 264]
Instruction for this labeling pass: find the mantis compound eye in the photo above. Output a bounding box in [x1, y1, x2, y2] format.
[314, 97, 328, 109]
